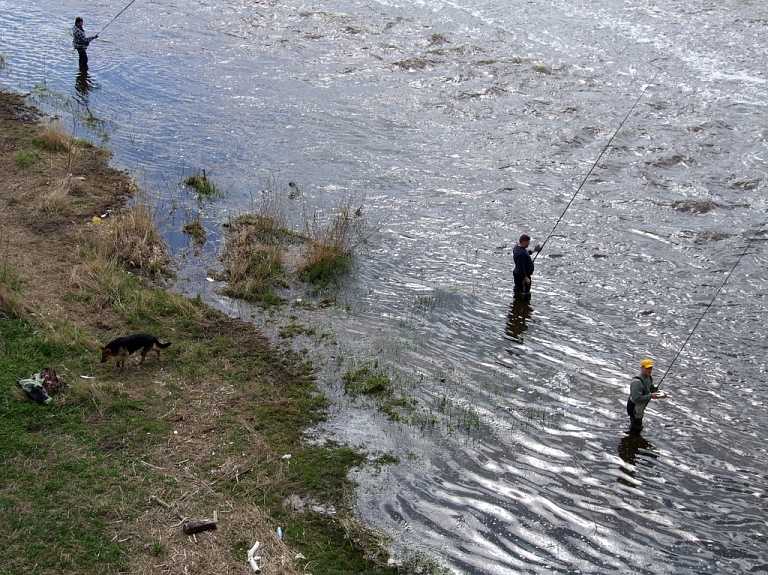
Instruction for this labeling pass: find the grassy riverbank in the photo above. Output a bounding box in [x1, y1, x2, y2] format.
[0, 92, 441, 575]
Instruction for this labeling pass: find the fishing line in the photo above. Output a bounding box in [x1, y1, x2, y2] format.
[655, 212, 768, 390]
[533, 63, 666, 261]
[98, 0, 141, 36]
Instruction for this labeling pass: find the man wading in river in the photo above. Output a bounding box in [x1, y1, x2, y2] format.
[512, 234, 541, 300]
[72, 17, 98, 70]
[626, 359, 666, 432]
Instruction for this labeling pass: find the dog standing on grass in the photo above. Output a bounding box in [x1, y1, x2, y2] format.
[100, 334, 172, 368]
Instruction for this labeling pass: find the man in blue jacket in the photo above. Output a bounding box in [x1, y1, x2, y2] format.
[72, 17, 98, 70]
[512, 234, 541, 300]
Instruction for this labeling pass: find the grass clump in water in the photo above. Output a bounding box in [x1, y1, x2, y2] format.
[342, 362, 413, 421]
[393, 56, 438, 70]
[182, 218, 207, 245]
[217, 203, 300, 306]
[298, 195, 368, 292]
[184, 169, 221, 199]
[218, 186, 371, 303]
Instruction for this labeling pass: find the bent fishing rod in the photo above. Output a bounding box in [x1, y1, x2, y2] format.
[655, 212, 768, 390]
[97, 0, 140, 36]
[533, 63, 666, 261]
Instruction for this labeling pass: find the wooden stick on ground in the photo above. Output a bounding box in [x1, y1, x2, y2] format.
[183, 520, 218, 535]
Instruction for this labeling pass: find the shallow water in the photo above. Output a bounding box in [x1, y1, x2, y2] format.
[2, 0, 767, 572]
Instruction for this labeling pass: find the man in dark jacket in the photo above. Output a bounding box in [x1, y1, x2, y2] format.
[512, 234, 541, 300]
[626, 358, 665, 431]
[72, 17, 98, 70]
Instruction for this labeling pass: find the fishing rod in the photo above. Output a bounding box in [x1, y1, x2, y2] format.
[533, 63, 666, 261]
[97, 0, 141, 36]
[655, 212, 768, 390]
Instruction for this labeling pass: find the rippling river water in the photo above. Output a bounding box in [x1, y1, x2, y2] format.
[2, 0, 767, 572]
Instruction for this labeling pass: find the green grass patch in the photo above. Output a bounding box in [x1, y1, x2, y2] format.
[15, 149, 41, 167]
[299, 251, 352, 290]
[0, 318, 148, 573]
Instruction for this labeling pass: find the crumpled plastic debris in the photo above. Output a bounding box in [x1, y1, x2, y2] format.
[16, 368, 68, 405]
[17, 374, 51, 405]
[247, 541, 261, 573]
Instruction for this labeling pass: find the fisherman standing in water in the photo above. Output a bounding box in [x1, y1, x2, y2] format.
[72, 17, 98, 70]
[512, 234, 541, 300]
[626, 359, 666, 432]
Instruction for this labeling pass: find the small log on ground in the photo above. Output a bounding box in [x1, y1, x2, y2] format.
[183, 520, 218, 535]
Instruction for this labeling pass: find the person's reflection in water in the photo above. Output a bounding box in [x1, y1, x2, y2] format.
[75, 68, 95, 104]
[617, 431, 657, 487]
[505, 297, 533, 344]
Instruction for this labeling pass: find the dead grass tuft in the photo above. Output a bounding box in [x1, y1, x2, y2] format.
[34, 120, 72, 152]
[182, 218, 207, 245]
[90, 197, 171, 276]
[70, 253, 129, 310]
[217, 188, 304, 305]
[35, 175, 73, 215]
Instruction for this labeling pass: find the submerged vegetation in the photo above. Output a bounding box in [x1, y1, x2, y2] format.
[182, 218, 207, 244]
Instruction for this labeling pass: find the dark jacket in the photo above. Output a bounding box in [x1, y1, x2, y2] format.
[513, 245, 535, 278]
[72, 26, 95, 50]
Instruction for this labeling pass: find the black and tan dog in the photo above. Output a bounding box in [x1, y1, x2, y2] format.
[100, 333, 172, 368]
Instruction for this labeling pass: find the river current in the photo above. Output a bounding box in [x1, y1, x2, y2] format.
[2, 1, 767, 573]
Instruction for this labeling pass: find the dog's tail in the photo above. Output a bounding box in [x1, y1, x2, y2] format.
[156, 341, 172, 349]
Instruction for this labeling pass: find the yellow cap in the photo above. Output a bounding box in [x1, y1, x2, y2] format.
[641, 359, 654, 368]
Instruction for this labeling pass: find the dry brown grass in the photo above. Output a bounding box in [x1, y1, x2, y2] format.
[34, 174, 73, 215]
[88, 197, 171, 275]
[218, 216, 288, 305]
[105, 360, 302, 575]
[216, 187, 304, 304]
[34, 119, 72, 152]
[69, 253, 129, 310]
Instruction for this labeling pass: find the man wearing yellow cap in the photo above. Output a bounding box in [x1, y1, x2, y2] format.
[626, 359, 664, 431]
